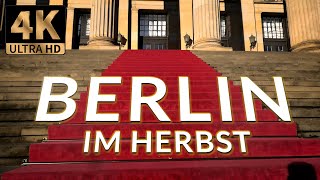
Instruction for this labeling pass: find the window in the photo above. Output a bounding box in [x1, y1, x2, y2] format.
[262, 17, 285, 39]
[77, 13, 90, 46]
[277, 45, 284, 51]
[77, 16, 82, 36]
[264, 45, 272, 52]
[143, 44, 152, 49]
[155, 44, 164, 50]
[221, 16, 227, 38]
[78, 15, 90, 37]
[86, 18, 90, 36]
[139, 14, 167, 37]
[220, 14, 231, 47]
[262, 15, 289, 52]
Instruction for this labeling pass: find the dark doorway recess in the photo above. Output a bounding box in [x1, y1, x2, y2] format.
[36, 0, 49, 5]
[0, 0, 17, 49]
[72, 8, 91, 49]
[138, 0, 181, 50]
[223, 0, 245, 51]
[77, 13, 90, 45]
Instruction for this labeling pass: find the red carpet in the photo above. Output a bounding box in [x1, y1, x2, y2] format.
[2, 50, 320, 179]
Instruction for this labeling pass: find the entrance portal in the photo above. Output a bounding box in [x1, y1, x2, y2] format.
[139, 14, 168, 50]
[138, 0, 181, 50]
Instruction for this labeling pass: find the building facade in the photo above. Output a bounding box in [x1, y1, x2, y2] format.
[1, 0, 320, 52]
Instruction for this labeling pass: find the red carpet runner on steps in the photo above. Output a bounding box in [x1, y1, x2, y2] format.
[2, 50, 320, 179]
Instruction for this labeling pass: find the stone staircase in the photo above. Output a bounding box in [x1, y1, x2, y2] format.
[0, 50, 122, 173]
[1, 50, 320, 179]
[194, 51, 320, 138]
[0, 50, 319, 176]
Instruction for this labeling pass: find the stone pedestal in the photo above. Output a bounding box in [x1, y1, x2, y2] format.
[286, 0, 320, 52]
[87, 0, 118, 49]
[192, 0, 231, 51]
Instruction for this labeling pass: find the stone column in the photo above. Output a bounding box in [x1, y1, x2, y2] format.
[88, 0, 118, 49]
[65, 8, 74, 50]
[286, 0, 320, 52]
[192, 0, 229, 50]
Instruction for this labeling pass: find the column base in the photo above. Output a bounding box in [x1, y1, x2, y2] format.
[192, 46, 232, 51]
[192, 39, 232, 51]
[291, 40, 320, 53]
[86, 37, 119, 50]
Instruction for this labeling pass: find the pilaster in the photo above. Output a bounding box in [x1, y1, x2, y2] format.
[65, 8, 74, 50]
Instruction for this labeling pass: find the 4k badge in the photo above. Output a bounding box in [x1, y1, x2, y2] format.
[5, 5, 66, 55]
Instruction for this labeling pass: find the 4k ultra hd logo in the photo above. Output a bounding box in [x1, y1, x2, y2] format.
[5, 6, 66, 55]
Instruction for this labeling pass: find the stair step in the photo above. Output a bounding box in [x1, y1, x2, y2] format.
[102, 72, 219, 76]
[0, 93, 80, 101]
[0, 87, 86, 93]
[79, 91, 319, 100]
[66, 109, 278, 123]
[28, 138, 320, 162]
[0, 136, 46, 143]
[0, 165, 20, 175]
[291, 108, 320, 118]
[0, 125, 47, 137]
[263, 86, 320, 93]
[0, 81, 89, 87]
[48, 122, 297, 140]
[1, 49, 319, 172]
[0, 112, 35, 122]
[0, 144, 29, 158]
[299, 132, 320, 138]
[95, 84, 242, 93]
[83, 99, 263, 110]
[1, 162, 24, 171]
[226, 76, 319, 82]
[80, 91, 244, 100]
[289, 99, 320, 107]
[0, 101, 66, 110]
[294, 118, 320, 132]
[105, 69, 217, 72]
[232, 80, 320, 87]
[2, 158, 320, 180]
